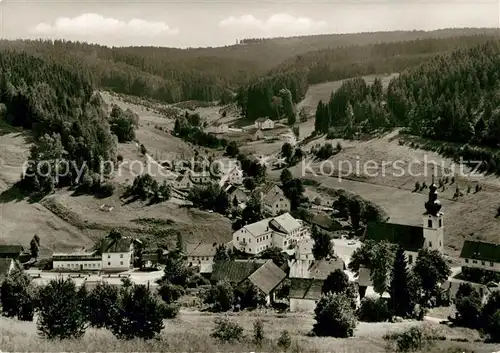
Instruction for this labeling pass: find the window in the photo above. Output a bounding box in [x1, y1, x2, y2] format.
[408, 255, 413, 264]
[428, 220, 432, 228]
[107, 254, 110, 259]
[465, 259, 469, 263]
[120, 261, 123, 266]
[481, 261, 485, 266]
[439, 219, 442, 227]
[237, 237, 239, 241]
[473, 260, 478, 264]
[120, 254, 123, 259]
[429, 241, 432, 248]
[491, 262, 494, 267]
[108, 262, 111, 266]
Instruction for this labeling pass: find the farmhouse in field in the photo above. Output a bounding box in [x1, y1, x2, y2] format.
[254, 118, 274, 130]
[260, 184, 291, 216]
[232, 212, 310, 255]
[211, 259, 286, 305]
[288, 258, 345, 312]
[174, 173, 193, 190]
[208, 122, 229, 134]
[52, 237, 134, 273]
[226, 185, 249, 206]
[185, 242, 218, 274]
[359, 181, 444, 288]
[253, 129, 265, 141]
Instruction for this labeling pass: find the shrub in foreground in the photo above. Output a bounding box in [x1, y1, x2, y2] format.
[313, 292, 357, 337]
[358, 297, 392, 322]
[211, 316, 244, 343]
[37, 278, 87, 340]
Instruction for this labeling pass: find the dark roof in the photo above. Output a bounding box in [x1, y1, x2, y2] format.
[290, 278, 324, 300]
[211, 259, 267, 284]
[101, 238, 132, 253]
[364, 222, 424, 252]
[247, 260, 286, 294]
[255, 118, 267, 122]
[53, 253, 101, 261]
[0, 245, 23, 258]
[460, 240, 500, 263]
[186, 242, 218, 257]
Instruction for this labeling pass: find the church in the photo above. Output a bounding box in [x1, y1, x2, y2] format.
[358, 178, 444, 290]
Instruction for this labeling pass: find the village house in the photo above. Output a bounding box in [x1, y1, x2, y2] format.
[101, 237, 134, 272]
[174, 173, 193, 190]
[288, 258, 345, 312]
[186, 242, 218, 275]
[211, 259, 286, 305]
[260, 184, 291, 216]
[253, 129, 265, 141]
[459, 240, 500, 273]
[53, 252, 102, 271]
[226, 185, 249, 206]
[209, 122, 229, 134]
[254, 118, 275, 130]
[358, 181, 444, 288]
[189, 170, 212, 184]
[0, 245, 24, 280]
[218, 166, 244, 187]
[232, 212, 310, 255]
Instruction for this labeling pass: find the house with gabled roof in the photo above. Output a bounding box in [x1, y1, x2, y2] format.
[226, 185, 248, 206]
[260, 184, 290, 216]
[232, 212, 310, 255]
[254, 118, 274, 130]
[208, 122, 229, 134]
[186, 242, 218, 274]
[101, 237, 134, 272]
[288, 258, 345, 312]
[211, 259, 286, 305]
[459, 240, 500, 272]
[174, 173, 193, 190]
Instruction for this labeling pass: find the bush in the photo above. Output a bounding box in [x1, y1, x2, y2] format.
[108, 284, 166, 340]
[211, 317, 243, 343]
[163, 304, 180, 319]
[204, 279, 234, 312]
[277, 330, 292, 351]
[0, 269, 36, 321]
[394, 327, 427, 352]
[313, 292, 357, 337]
[98, 183, 115, 197]
[157, 281, 185, 304]
[86, 281, 119, 328]
[37, 278, 87, 339]
[358, 297, 391, 322]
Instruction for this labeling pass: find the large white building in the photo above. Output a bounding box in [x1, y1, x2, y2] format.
[232, 212, 310, 255]
[53, 237, 134, 273]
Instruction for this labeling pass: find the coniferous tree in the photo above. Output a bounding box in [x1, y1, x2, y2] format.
[37, 278, 87, 340]
[389, 246, 415, 318]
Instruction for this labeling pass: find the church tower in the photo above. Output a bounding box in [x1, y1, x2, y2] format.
[423, 177, 444, 254]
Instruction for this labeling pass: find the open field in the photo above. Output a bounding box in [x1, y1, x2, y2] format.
[0, 310, 496, 353]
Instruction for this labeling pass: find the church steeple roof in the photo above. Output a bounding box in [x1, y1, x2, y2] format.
[425, 175, 442, 216]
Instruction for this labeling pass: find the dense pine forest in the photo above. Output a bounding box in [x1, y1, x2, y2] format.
[0, 50, 118, 194]
[0, 28, 497, 107]
[238, 34, 500, 121]
[314, 41, 500, 173]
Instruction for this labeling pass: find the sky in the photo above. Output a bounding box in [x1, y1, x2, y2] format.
[0, 0, 498, 48]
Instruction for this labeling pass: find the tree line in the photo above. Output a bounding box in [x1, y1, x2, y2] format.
[238, 34, 499, 121]
[314, 40, 500, 174]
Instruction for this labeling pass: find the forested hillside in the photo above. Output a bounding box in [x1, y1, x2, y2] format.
[238, 34, 500, 121]
[0, 28, 498, 106]
[314, 41, 500, 173]
[0, 50, 116, 193]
